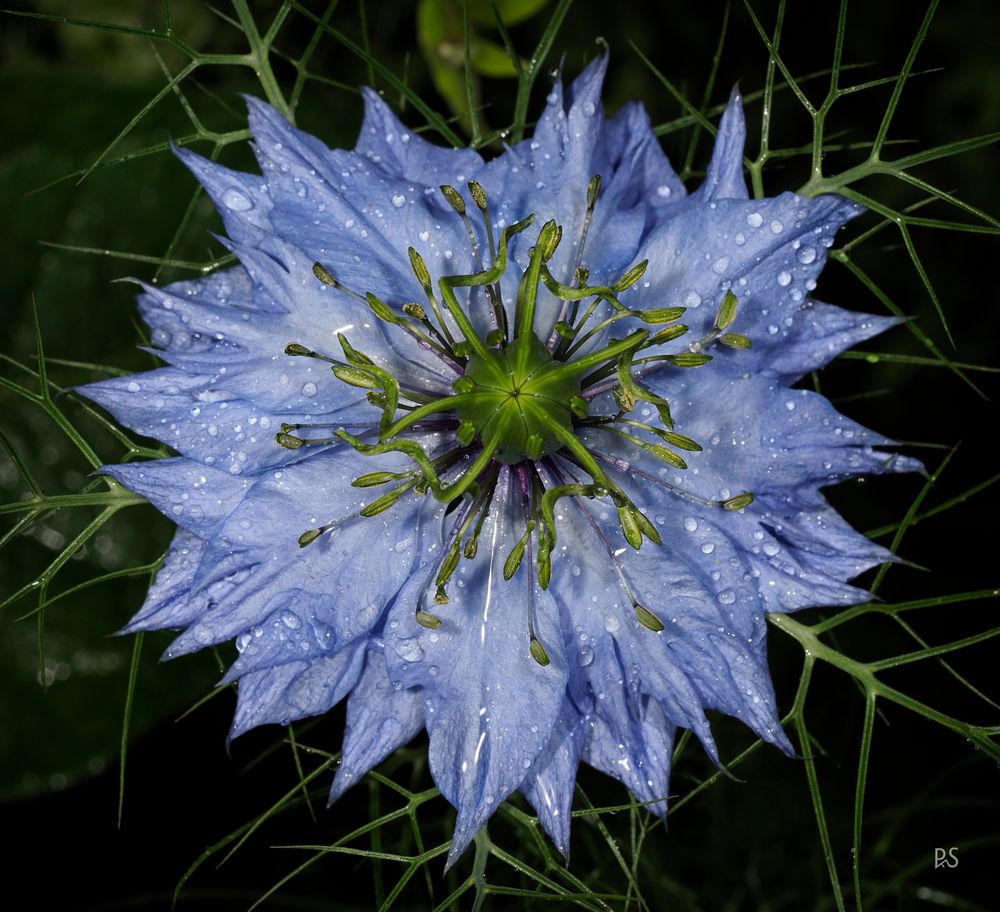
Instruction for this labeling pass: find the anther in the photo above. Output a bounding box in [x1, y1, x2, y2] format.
[723, 492, 756, 511]
[284, 342, 337, 364]
[587, 174, 603, 209]
[649, 324, 689, 345]
[640, 307, 687, 325]
[352, 471, 405, 488]
[276, 431, 304, 449]
[298, 528, 324, 548]
[612, 259, 649, 293]
[529, 637, 551, 666]
[439, 184, 466, 215]
[415, 608, 442, 629]
[714, 289, 739, 331]
[719, 332, 752, 349]
[313, 262, 367, 303]
[408, 247, 433, 289]
[664, 352, 713, 367]
[366, 292, 403, 324]
[468, 180, 488, 211]
[633, 603, 665, 632]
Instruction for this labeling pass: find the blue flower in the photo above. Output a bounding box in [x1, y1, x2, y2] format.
[82, 56, 919, 864]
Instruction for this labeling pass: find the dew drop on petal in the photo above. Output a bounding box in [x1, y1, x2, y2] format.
[222, 188, 253, 211]
[393, 638, 424, 663]
[391, 193, 406, 208]
[746, 212, 763, 228]
[577, 646, 595, 667]
[797, 246, 817, 264]
[777, 271, 792, 287]
[301, 382, 318, 398]
[717, 590, 737, 605]
[656, 185, 672, 199]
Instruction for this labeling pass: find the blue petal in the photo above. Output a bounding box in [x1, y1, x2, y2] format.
[229, 639, 366, 739]
[542, 451, 814, 753]
[328, 647, 424, 803]
[519, 697, 587, 856]
[688, 89, 749, 203]
[383, 466, 570, 867]
[82, 362, 379, 473]
[102, 458, 251, 536]
[160, 443, 445, 658]
[583, 696, 675, 815]
[632, 193, 863, 363]
[175, 147, 272, 244]
[353, 88, 483, 183]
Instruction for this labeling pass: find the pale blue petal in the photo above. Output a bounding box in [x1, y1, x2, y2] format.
[102, 458, 251, 536]
[161, 443, 445, 658]
[229, 639, 366, 739]
[688, 89, 749, 203]
[383, 467, 570, 866]
[632, 193, 863, 365]
[328, 647, 425, 803]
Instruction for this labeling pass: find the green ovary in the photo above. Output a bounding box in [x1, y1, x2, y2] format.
[455, 332, 581, 464]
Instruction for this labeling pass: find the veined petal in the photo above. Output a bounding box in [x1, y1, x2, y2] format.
[383, 467, 570, 866]
[328, 647, 425, 803]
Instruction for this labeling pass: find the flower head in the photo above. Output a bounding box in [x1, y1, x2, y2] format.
[83, 56, 918, 863]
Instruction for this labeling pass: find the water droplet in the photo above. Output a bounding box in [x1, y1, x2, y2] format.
[684, 517, 698, 532]
[770, 219, 784, 234]
[581, 101, 596, 117]
[763, 542, 780, 557]
[391, 193, 406, 208]
[656, 184, 672, 199]
[577, 646, 595, 667]
[393, 638, 424, 663]
[717, 589, 737, 605]
[712, 256, 730, 275]
[222, 188, 253, 211]
[797, 245, 817, 264]
[701, 542, 715, 554]
[604, 615, 621, 633]
[746, 212, 763, 228]
[280, 609, 301, 629]
[301, 382, 318, 398]
[777, 271, 792, 287]
[785, 400, 796, 411]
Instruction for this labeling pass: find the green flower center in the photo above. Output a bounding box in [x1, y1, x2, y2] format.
[454, 333, 581, 464]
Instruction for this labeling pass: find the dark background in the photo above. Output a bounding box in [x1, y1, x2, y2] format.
[1, 1, 998, 909]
